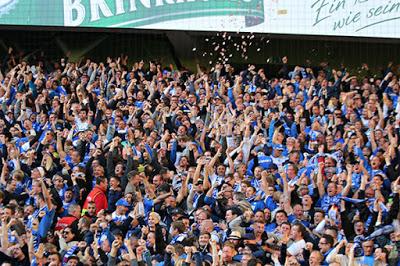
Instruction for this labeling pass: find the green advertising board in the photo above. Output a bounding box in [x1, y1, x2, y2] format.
[0, 0, 264, 29]
[0, 0, 400, 38]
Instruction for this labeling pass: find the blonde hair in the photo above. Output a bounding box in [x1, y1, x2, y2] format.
[149, 212, 161, 223]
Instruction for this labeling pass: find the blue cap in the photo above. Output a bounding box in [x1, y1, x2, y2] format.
[116, 198, 130, 207]
[274, 144, 285, 150]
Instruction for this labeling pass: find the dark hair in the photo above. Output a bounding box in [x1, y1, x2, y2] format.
[314, 208, 325, 216]
[48, 252, 61, 261]
[199, 232, 211, 238]
[275, 210, 288, 218]
[228, 206, 243, 217]
[96, 176, 107, 185]
[322, 234, 334, 247]
[127, 170, 139, 180]
[4, 204, 16, 215]
[281, 221, 291, 227]
[233, 192, 246, 201]
[171, 221, 185, 234]
[292, 222, 306, 238]
[247, 258, 263, 266]
[325, 225, 338, 237]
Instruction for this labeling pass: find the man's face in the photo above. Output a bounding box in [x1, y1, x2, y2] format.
[362, 241, 374, 256]
[290, 225, 301, 240]
[101, 179, 108, 191]
[253, 167, 262, 178]
[276, 212, 287, 225]
[165, 196, 176, 208]
[109, 178, 119, 189]
[293, 205, 303, 218]
[115, 164, 124, 176]
[71, 151, 80, 163]
[67, 258, 79, 266]
[314, 212, 324, 224]
[309, 251, 322, 266]
[252, 222, 265, 235]
[225, 210, 235, 223]
[194, 182, 203, 193]
[87, 204, 96, 216]
[10, 245, 24, 259]
[7, 180, 17, 192]
[71, 206, 81, 219]
[93, 166, 104, 177]
[327, 183, 337, 196]
[53, 177, 64, 189]
[62, 228, 74, 242]
[48, 254, 61, 265]
[221, 246, 234, 262]
[64, 191, 73, 202]
[217, 165, 226, 176]
[245, 187, 255, 198]
[354, 221, 364, 235]
[131, 175, 141, 186]
[302, 195, 312, 206]
[117, 205, 128, 215]
[318, 238, 330, 253]
[153, 175, 162, 187]
[2, 207, 12, 221]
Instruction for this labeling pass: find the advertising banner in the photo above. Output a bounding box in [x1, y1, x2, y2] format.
[0, 0, 399, 38]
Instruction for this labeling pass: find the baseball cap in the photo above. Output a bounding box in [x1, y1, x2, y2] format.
[170, 208, 186, 216]
[228, 231, 242, 240]
[273, 144, 285, 150]
[116, 198, 130, 207]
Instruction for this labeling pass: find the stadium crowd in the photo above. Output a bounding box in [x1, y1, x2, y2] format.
[0, 48, 399, 266]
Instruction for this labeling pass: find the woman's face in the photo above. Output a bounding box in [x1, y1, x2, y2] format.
[148, 213, 159, 227]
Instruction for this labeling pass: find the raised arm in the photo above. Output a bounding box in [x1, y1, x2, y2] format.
[342, 164, 353, 197]
[40, 179, 54, 210]
[317, 160, 325, 198]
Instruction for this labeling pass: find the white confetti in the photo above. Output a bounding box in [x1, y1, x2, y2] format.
[209, 61, 213, 65]
[257, 48, 261, 52]
[214, 46, 220, 51]
[192, 48, 197, 51]
[205, 38, 209, 42]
